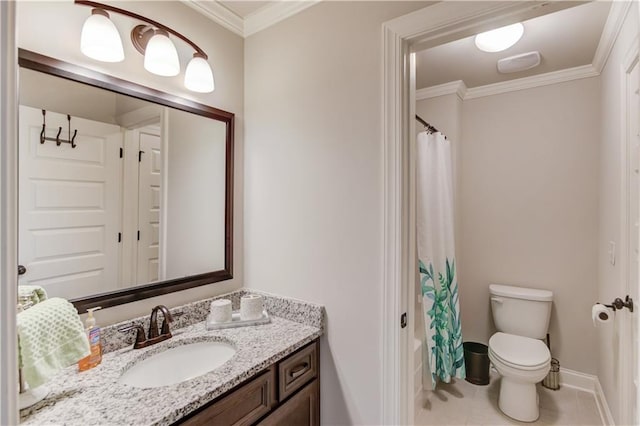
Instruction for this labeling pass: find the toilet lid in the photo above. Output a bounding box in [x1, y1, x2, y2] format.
[489, 332, 550, 369]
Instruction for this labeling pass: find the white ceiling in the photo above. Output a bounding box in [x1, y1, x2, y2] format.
[218, 1, 275, 18]
[183, 0, 319, 37]
[416, 1, 612, 90]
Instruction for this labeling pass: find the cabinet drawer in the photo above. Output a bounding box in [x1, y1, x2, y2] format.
[179, 367, 276, 426]
[258, 379, 319, 426]
[278, 341, 318, 401]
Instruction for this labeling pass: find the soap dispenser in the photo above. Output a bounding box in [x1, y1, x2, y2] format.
[78, 307, 102, 371]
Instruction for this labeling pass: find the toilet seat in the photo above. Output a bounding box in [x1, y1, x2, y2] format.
[489, 332, 550, 371]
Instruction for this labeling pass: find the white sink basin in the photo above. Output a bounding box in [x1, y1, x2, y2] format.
[119, 341, 236, 388]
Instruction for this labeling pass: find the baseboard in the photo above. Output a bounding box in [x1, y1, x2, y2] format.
[559, 367, 597, 392]
[559, 368, 614, 426]
[414, 366, 422, 400]
[594, 378, 615, 426]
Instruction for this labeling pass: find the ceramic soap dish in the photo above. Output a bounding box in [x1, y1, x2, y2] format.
[206, 310, 271, 330]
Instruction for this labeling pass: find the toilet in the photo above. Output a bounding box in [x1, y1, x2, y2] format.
[488, 284, 553, 422]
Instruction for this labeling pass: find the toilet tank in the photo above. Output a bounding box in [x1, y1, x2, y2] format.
[490, 284, 553, 339]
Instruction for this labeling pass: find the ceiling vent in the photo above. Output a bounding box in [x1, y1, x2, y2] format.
[497, 51, 541, 74]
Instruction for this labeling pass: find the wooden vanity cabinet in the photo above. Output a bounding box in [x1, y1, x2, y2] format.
[176, 339, 319, 426]
[257, 379, 319, 426]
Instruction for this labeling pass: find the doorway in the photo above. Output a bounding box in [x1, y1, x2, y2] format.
[381, 2, 639, 425]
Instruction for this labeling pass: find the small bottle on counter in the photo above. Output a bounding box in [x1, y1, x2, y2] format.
[78, 307, 102, 371]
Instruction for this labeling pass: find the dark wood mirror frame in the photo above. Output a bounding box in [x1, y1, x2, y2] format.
[17, 48, 234, 313]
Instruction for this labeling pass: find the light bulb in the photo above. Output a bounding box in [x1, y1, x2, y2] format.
[475, 23, 524, 53]
[144, 29, 180, 77]
[80, 9, 124, 62]
[184, 53, 215, 93]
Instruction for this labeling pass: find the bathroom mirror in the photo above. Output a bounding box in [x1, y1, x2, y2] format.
[17, 49, 234, 313]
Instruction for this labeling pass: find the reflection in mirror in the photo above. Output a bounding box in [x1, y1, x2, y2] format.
[18, 66, 228, 304]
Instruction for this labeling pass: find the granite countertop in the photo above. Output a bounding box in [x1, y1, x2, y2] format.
[20, 291, 324, 426]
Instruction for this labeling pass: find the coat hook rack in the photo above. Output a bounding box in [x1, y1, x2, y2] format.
[40, 110, 78, 148]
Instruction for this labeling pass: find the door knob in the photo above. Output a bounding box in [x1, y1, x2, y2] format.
[18, 265, 26, 276]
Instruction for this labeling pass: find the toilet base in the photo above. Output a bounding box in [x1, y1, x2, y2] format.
[498, 377, 540, 422]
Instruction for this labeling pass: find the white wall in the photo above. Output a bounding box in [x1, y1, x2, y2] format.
[244, 2, 429, 424]
[16, 1, 244, 325]
[597, 3, 639, 423]
[459, 78, 601, 374]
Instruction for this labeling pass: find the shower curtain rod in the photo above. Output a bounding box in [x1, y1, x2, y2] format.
[415, 114, 443, 136]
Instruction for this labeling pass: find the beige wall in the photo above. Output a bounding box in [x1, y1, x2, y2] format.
[597, 3, 638, 423]
[460, 78, 601, 374]
[244, 2, 429, 424]
[20, 68, 119, 124]
[165, 109, 226, 277]
[16, 1, 244, 325]
[418, 77, 602, 375]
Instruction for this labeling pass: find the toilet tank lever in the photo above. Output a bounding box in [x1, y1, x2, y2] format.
[491, 297, 504, 304]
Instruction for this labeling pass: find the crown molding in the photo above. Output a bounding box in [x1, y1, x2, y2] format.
[244, 1, 321, 37]
[417, 64, 599, 101]
[180, 0, 244, 37]
[416, 80, 467, 101]
[465, 64, 599, 99]
[592, 0, 633, 73]
[181, 1, 320, 38]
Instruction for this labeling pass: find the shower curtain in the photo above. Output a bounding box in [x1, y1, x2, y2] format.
[417, 130, 465, 388]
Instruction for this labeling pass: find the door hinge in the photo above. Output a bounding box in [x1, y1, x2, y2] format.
[118, 232, 122, 243]
[138, 150, 144, 162]
[119, 147, 123, 158]
[400, 313, 407, 329]
[137, 230, 140, 241]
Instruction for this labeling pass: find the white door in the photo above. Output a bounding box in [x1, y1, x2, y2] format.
[18, 106, 122, 300]
[136, 128, 161, 284]
[624, 58, 640, 426]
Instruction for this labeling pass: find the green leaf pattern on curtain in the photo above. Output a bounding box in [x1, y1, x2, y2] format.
[420, 257, 465, 387]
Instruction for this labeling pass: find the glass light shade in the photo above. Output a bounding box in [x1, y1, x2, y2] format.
[80, 9, 125, 62]
[475, 23, 524, 53]
[184, 54, 215, 93]
[144, 30, 180, 77]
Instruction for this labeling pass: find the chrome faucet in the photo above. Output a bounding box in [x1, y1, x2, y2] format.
[118, 305, 175, 349]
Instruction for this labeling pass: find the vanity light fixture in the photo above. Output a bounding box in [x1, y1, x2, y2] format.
[475, 23, 524, 53]
[184, 53, 215, 93]
[76, 0, 215, 93]
[135, 27, 181, 77]
[80, 9, 124, 62]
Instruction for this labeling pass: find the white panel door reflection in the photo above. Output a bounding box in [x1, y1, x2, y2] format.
[18, 106, 122, 300]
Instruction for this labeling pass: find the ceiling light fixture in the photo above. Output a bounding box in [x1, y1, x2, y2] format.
[475, 23, 524, 53]
[76, 0, 215, 93]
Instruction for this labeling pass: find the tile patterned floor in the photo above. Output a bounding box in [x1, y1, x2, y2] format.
[414, 372, 602, 426]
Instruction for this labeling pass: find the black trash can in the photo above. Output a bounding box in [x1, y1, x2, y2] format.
[463, 342, 490, 385]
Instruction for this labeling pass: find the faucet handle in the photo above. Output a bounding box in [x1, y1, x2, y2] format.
[118, 323, 146, 348]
